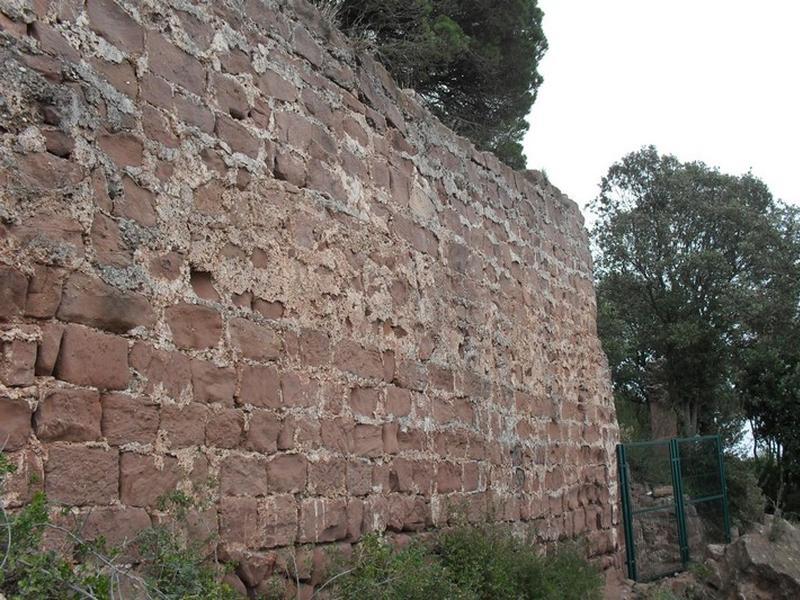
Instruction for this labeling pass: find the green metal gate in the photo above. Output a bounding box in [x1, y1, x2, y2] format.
[616, 435, 731, 581]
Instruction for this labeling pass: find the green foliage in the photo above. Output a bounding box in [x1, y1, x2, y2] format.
[330, 525, 602, 600]
[317, 0, 547, 169]
[724, 455, 766, 529]
[0, 467, 238, 600]
[591, 146, 799, 441]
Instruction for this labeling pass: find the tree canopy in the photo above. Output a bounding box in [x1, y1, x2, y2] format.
[591, 146, 800, 442]
[318, 0, 547, 169]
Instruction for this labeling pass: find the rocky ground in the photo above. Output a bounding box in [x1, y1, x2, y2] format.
[604, 516, 800, 599]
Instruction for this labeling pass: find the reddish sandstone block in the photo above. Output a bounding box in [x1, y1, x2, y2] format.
[0, 396, 32, 451]
[129, 342, 192, 399]
[160, 403, 208, 448]
[79, 506, 152, 549]
[267, 454, 307, 493]
[346, 461, 372, 496]
[45, 444, 119, 505]
[259, 494, 298, 548]
[0, 339, 36, 386]
[299, 498, 348, 543]
[206, 408, 244, 448]
[150, 252, 183, 281]
[142, 104, 178, 148]
[86, 0, 143, 53]
[54, 324, 129, 390]
[437, 462, 462, 494]
[146, 33, 205, 96]
[119, 453, 181, 506]
[57, 272, 155, 334]
[274, 149, 306, 187]
[333, 340, 384, 381]
[91, 213, 132, 267]
[189, 270, 220, 302]
[393, 359, 427, 392]
[238, 364, 281, 408]
[219, 496, 259, 547]
[220, 454, 268, 497]
[173, 93, 215, 133]
[319, 417, 353, 454]
[349, 387, 378, 417]
[212, 72, 249, 119]
[385, 386, 411, 417]
[0, 266, 28, 320]
[246, 410, 281, 453]
[112, 176, 156, 227]
[101, 392, 159, 445]
[166, 303, 223, 349]
[280, 371, 318, 408]
[191, 359, 235, 406]
[257, 68, 297, 102]
[292, 25, 323, 67]
[216, 114, 260, 158]
[307, 458, 346, 495]
[98, 133, 144, 167]
[25, 265, 64, 318]
[229, 317, 282, 361]
[352, 424, 382, 458]
[35, 388, 101, 442]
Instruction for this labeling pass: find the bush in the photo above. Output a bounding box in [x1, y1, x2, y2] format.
[724, 455, 766, 530]
[0, 457, 237, 600]
[327, 524, 603, 600]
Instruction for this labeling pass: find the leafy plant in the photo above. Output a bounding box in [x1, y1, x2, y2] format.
[0, 454, 238, 600]
[314, 0, 548, 169]
[328, 524, 602, 600]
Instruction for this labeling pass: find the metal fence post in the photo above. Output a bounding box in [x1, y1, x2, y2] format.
[716, 435, 732, 543]
[669, 439, 690, 567]
[616, 443, 638, 581]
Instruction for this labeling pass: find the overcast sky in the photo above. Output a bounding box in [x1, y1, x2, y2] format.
[523, 0, 800, 220]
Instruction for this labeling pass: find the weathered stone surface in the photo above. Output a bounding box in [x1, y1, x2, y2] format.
[54, 324, 130, 390]
[166, 303, 223, 349]
[230, 318, 282, 361]
[101, 393, 159, 445]
[0, 266, 28, 320]
[192, 359, 236, 405]
[0, 396, 32, 451]
[220, 454, 268, 497]
[57, 272, 155, 333]
[0, 338, 36, 386]
[120, 453, 181, 506]
[0, 0, 619, 578]
[45, 444, 119, 505]
[35, 388, 102, 442]
[86, 0, 144, 53]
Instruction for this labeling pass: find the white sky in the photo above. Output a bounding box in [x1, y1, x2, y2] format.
[523, 0, 800, 219]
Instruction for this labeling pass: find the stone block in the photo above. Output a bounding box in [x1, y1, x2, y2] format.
[45, 444, 119, 505]
[101, 392, 159, 445]
[57, 272, 155, 333]
[166, 303, 223, 349]
[54, 324, 129, 390]
[0, 396, 32, 451]
[35, 387, 102, 442]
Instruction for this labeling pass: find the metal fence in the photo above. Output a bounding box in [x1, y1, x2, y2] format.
[616, 435, 731, 581]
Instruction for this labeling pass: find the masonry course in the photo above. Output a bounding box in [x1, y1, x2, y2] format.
[0, 0, 620, 593]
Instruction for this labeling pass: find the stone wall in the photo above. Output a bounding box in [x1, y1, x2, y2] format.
[0, 0, 620, 593]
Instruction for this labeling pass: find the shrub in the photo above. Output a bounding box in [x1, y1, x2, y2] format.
[0, 456, 237, 600]
[327, 524, 603, 600]
[724, 455, 765, 530]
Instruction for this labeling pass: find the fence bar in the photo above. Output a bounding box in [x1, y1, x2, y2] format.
[669, 439, 690, 567]
[716, 435, 732, 543]
[616, 443, 638, 581]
